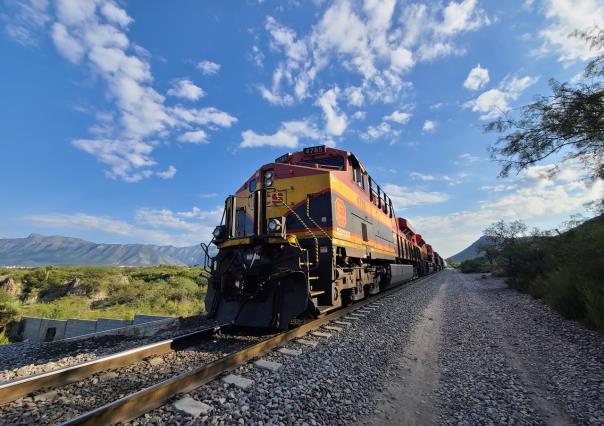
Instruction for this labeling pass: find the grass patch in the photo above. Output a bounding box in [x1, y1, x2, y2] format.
[0, 266, 209, 342]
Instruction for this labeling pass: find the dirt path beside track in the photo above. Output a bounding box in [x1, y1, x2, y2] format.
[361, 269, 604, 425]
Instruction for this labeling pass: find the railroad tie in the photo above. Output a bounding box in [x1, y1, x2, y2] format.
[278, 348, 302, 356]
[254, 359, 282, 372]
[296, 339, 319, 347]
[222, 374, 254, 390]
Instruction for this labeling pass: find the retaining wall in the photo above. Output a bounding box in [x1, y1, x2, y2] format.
[14, 314, 174, 343]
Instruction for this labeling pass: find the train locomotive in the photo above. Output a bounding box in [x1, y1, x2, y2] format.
[204, 146, 444, 329]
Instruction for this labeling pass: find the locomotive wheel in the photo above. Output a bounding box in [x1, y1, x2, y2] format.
[341, 289, 354, 307]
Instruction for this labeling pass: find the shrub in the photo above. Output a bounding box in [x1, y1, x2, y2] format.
[459, 257, 492, 273]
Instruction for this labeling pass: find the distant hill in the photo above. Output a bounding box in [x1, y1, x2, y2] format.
[0, 234, 205, 267]
[447, 236, 492, 263]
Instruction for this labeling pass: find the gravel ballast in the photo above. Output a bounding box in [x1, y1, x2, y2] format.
[3, 269, 602, 425]
[437, 272, 604, 425]
[135, 274, 446, 425]
[0, 317, 216, 383]
[0, 332, 268, 425]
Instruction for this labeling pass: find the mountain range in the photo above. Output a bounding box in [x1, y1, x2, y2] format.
[0, 232, 486, 267]
[0, 234, 205, 267]
[446, 236, 491, 264]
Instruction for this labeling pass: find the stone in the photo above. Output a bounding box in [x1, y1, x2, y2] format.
[311, 331, 332, 338]
[297, 339, 318, 347]
[33, 390, 58, 402]
[323, 326, 342, 332]
[174, 396, 212, 417]
[98, 372, 119, 382]
[278, 348, 302, 356]
[0, 276, 20, 297]
[254, 359, 282, 372]
[222, 374, 254, 389]
[148, 357, 164, 366]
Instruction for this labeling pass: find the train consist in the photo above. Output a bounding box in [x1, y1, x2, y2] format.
[204, 146, 444, 329]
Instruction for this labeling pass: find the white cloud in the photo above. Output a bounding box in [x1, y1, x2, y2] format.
[3, 0, 50, 46]
[410, 159, 603, 257]
[240, 120, 320, 148]
[352, 111, 367, 120]
[410, 172, 435, 181]
[384, 110, 412, 124]
[344, 86, 365, 107]
[361, 121, 399, 142]
[196, 60, 221, 75]
[457, 153, 481, 163]
[177, 129, 208, 144]
[536, 0, 604, 62]
[463, 64, 490, 90]
[100, 1, 133, 27]
[25, 206, 224, 246]
[436, 0, 491, 35]
[12, 1, 237, 182]
[317, 87, 348, 136]
[422, 120, 436, 133]
[257, 0, 490, 111]
[384, 183, 450, 210]
[464, 74, 539, 120]
[481, 184, 517, 192]
[167, 79, 205, 101]
[157, 165, 176, 179]
[417, 41, 464, 61]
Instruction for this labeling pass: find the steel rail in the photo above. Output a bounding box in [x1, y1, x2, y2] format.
[60, 272, 438, 426]
[0, 324, 223, 405]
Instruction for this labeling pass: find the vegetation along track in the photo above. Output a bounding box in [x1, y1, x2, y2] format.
[1, 274, 435, 425]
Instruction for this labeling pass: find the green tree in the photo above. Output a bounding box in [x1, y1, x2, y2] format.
[486, 27, 604, 188]
[483, 220, 528, 276]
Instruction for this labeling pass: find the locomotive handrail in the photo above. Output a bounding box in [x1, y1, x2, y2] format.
[305, 194, 333, 242]
[280, 200, 320, 265]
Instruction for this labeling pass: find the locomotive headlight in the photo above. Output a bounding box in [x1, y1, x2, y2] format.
[268, 218, 281, 232]
[264, 170, 274, 187]
[212, 225, 225, 239]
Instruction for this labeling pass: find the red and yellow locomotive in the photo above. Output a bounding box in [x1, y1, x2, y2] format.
[204, 146, 444, 329]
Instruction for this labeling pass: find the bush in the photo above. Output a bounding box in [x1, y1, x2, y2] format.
[481, 215, 604, 330]
[2, 265, 208, 323]
[459, 257, 492, 273]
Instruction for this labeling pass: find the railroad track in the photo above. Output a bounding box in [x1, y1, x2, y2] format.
[0, 274, 435, 425]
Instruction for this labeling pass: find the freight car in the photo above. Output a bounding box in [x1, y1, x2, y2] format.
[203, 146, 443, 329]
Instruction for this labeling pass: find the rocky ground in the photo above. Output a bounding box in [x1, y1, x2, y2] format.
[3, 269, 603, 425]
[436, 272, 604, 425]
[139, 270, 604, 425]
[0, 316, 216, 382]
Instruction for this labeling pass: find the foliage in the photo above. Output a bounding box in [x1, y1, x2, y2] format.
[486, 27, 604, 187]
[459, 257, 492, 273]
[0, 266, 208, 326]
[473, 215, 604, 330]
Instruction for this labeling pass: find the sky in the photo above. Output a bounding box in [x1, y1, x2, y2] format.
[0, 0, 603, 257]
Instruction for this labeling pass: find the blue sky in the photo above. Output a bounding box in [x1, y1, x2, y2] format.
[1, 0, 603, 257]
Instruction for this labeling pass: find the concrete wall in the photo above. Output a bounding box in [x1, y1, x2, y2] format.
[96, 318, 130, 332]
[16, 313, 173, 343]
[63, 319, 99, 339]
